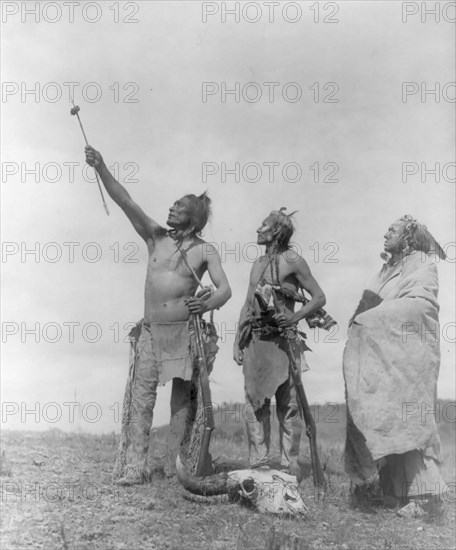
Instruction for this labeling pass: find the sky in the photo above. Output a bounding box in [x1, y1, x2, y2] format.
[1, 0, 455, 433]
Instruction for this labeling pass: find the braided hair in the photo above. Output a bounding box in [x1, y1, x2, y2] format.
[268, 207, 297, 251]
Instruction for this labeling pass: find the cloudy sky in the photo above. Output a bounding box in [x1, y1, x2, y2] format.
[2, 1, 455, 433]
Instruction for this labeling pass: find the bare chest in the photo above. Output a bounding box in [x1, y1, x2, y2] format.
[253, 257, 295, 287]
[147, 238, 205, 277]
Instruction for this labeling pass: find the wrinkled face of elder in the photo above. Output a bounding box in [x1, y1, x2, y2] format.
[383, 221, 404, 254]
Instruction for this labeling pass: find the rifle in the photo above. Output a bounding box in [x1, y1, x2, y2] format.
[270, 287, 326, 490]
[192, 313, 216, 477]
[173, 241, 216, 477]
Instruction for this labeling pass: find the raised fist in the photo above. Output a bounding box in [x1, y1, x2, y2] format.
[85, 146, 103, 169]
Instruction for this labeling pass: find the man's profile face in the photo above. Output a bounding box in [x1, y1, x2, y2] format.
[167, 197, 193, 229]
[384, 221, 404, 253]
[257, 216, 276, 245]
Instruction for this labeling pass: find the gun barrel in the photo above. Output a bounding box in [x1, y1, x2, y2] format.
[270, 287, 326, 489]
[192, 314, 215, 476]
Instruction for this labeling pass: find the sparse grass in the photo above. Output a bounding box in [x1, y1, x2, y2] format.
[0, 450, 13, 478]
[1, 406, 455, 550]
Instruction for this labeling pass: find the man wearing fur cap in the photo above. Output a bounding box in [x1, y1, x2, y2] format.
[85, 146, 231, 485]
[344, 215, 447, 509]
[233, 208, 327, 477]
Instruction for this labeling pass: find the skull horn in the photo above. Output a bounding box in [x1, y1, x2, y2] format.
[175, 455, 240, 496]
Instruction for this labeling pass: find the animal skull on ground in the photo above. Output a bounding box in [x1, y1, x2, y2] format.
[176, 455, 308, 516]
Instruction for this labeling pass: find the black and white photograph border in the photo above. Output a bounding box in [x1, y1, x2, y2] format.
[1, 1, 455, 549]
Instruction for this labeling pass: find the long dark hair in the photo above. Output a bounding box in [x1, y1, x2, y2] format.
[184, 192, 212, 236]
[270, 207, 297, 250]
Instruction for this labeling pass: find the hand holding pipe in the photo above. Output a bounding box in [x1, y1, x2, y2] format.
[70, 102, 109, 215]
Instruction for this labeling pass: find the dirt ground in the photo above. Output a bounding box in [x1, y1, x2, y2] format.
[1, 424, 455, 550]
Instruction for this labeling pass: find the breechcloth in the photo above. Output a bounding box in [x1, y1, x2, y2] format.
[113, 319, 218, 480]
[243, 325, 309, 469]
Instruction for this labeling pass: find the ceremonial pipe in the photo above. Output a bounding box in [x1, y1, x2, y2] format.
[70, 101, 109, 216]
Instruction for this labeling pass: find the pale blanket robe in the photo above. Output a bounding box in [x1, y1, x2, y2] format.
[343, 252, 442, 486]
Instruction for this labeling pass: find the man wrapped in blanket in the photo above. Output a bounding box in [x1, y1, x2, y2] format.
[344, 215, 447, 511]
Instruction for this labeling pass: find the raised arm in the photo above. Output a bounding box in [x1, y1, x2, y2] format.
[85, 146, 161, 241]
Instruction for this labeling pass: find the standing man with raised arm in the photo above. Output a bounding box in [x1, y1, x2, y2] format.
[85, 146, 231, 485]
[233, 208, 328, 480]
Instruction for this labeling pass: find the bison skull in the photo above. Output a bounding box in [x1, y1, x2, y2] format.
[176, 456, 308, 516]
